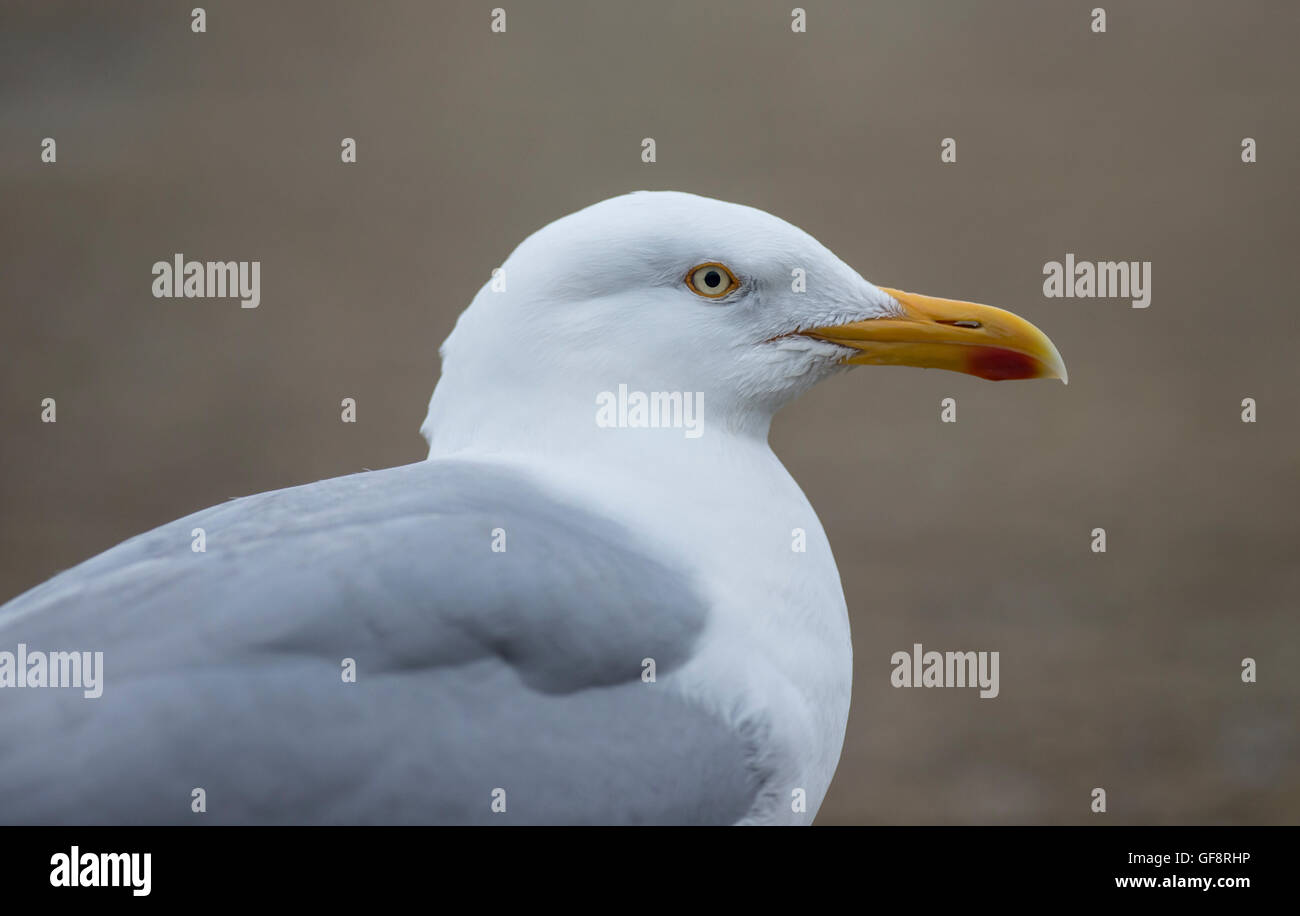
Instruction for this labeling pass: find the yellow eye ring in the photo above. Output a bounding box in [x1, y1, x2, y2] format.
[686, 262, 739, 298]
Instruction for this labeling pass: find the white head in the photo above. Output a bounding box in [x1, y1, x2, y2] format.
[423, 191, 1065, 458]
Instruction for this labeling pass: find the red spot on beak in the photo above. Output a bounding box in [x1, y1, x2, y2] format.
[966, 347, 1041, 381]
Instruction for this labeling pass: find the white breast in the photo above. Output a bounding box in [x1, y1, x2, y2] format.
[472, 434, 854, 824]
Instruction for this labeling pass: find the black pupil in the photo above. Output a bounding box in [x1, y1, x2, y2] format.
[704, 270, 721, 288]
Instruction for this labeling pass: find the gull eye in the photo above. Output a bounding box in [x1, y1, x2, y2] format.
[686, 262, 739, 298]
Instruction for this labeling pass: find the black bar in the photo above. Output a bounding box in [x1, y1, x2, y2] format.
[2, 826, 1284, 901]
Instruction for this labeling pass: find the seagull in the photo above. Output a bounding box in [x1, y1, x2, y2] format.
[0, 191, 1066, 825]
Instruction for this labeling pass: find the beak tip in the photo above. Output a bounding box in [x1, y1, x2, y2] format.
[1049, 350, 1068, 386]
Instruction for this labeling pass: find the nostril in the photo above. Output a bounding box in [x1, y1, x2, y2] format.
[938, 319, 983, 329]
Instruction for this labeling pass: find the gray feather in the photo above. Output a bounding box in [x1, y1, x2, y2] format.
[0, 460, 766, 824]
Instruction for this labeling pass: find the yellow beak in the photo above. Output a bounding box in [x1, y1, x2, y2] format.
[799, 287, 1068, 382]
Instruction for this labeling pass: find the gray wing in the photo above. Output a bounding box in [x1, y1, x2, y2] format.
[0, 460, 767, 824]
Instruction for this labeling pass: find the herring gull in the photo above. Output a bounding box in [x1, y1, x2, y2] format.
[0, 191, 1065, 825]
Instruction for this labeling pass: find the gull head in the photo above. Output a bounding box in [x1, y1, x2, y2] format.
[423, 191, 1066, 453]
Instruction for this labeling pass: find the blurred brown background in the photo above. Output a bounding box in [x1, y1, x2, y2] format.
[1, 1, 1296, 823]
